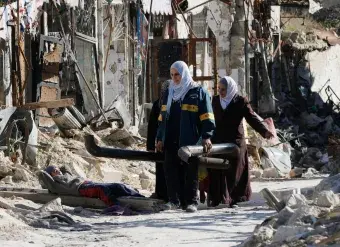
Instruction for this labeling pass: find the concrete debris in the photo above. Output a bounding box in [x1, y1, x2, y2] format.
[0, 165, 13, 178]
[250, 169, 263, 179]
[262, 168, 281, 178]
[246, 171, 340, 246]
[13, 169, 31, 182]
[39, 198, 64, 212]
[273, 225, 313, 243]
[314, 173, 340, 194]
[242, 226, 274, 247]
[1, 176, 13, 184]
[286, 194, 308, 209]
[314, 190, 340, 208]
[276, 206, 295, 226]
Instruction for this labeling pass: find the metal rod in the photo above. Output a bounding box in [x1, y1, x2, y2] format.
[85, 135, 165, 162]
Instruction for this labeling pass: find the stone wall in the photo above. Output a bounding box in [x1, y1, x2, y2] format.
[207, 0, 233, 78]
[308, 45, 340, 103]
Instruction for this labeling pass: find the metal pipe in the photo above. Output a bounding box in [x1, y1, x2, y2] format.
[85, 135, 164, 162]
[85, 135, 236, 170]
[178, 143, 239, 163]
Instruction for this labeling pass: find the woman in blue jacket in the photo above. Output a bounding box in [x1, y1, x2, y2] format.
[156, 61, 215, 212]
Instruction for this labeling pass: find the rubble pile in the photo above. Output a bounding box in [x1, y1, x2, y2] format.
[248, 76, 340, 179]
[241, 175, 340, 247]
[0, 151, 39, 188]
[0, 120, 156, 194]
[38, 130, 156, 192]
[275, 93, 340, 173]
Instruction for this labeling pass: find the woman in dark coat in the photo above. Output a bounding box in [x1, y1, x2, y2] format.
[209, 76, 273, 207]
[147, 81, 170, 201]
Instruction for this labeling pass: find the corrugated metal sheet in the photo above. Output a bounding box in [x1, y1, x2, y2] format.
[142, 0, 172, 15]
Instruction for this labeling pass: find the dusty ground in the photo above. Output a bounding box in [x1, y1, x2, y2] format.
[0, 179, 322, 247]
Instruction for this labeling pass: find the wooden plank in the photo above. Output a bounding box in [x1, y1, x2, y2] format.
[20, 98, 75, 110]
[0, 191, 106, 209]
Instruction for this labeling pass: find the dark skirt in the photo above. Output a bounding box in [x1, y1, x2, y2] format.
[207, 143, 251, 207]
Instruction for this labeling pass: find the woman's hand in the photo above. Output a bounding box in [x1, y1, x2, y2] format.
[156, 141, 163, 152]
[202, 138, 212, 153]
[264, 131, 274, 139]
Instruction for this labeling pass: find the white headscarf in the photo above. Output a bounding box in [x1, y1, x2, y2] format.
[219, 76, 238, 110]
[166, 61, 195, 114]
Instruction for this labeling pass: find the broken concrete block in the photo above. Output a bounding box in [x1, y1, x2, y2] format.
[39, 198, 63, 212]
[1, 176, 13, 184]
[286, 194, 308, 209]
[140, 178, 154, 190]
[314, 174, 340, 194]
[68, 162, 87, 179]
[13, 168, 31, 182]
[314, 190, 340, 208]
[276, 206, 295, 226]
[99, 164, 123, 183]
[250, 169, 263, 178]
[139, 169, 154, 180]
[263, 168, 279, 178]
[254, 226, 275, 242]
[288, 205, 322, 225]
[273, 225, 313, 243]
[273, 188, 301, 203]
[0, 165, 12, 178]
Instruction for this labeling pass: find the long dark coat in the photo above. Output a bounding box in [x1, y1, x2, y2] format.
[147, 99, 168, 201]
[209, 95, 268, 206]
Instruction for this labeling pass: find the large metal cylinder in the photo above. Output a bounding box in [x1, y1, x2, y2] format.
[49, 108, 82, 130]
[178, 143, 240, 163]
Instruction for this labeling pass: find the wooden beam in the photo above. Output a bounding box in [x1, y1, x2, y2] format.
[0, 191, 106, 209]
[19, 98, 75, 110]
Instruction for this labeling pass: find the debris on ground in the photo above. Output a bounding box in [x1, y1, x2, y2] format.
[241, 175, 340, 247]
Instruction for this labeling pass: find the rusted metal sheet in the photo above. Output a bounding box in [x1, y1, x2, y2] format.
[35, 82, 61, 127]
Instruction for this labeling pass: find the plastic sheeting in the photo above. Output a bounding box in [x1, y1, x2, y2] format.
[260, 147, 292, 175]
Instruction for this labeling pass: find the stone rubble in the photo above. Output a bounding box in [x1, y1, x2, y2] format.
[241, 174, 340, 247]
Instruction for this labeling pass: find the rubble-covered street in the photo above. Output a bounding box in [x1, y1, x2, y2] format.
[0, 0, 340, 246]
[0, 179, 322, 247]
